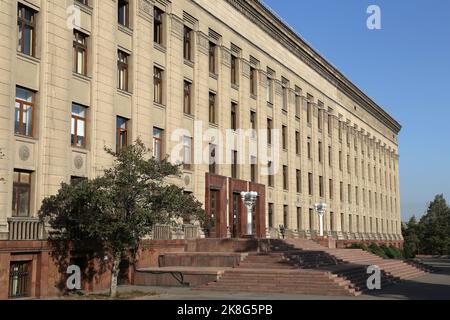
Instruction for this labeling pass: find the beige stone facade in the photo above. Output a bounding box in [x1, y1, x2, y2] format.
[0, 0, 402, 241]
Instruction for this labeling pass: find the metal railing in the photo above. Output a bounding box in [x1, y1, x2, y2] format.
[8, 217, 46, 241]
[151, 224, 200, 240]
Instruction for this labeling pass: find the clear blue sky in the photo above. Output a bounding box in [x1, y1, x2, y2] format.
[262, 0, 450, 221]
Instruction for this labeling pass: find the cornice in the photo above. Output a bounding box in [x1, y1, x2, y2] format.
[224, 0, 402, 134]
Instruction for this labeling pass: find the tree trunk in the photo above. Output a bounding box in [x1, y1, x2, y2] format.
[110, 254, 121, 298]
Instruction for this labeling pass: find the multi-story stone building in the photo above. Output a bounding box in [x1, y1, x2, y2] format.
[0, 0, 402, 262]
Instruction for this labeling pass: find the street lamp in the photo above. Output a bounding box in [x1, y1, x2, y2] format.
[241, 191, 258, 237]
[314, 202, 327, 237]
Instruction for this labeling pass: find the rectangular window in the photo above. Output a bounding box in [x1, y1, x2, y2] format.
[12, 170, 31, 217]
[183, 136, 192, 170]
[250, 111, 257, 131]
[347, 155, 351, 173]
[209, 92, 216, 124]
[268, 203, 274, 228]
[154, 6, 164, 45]
[209, 143, 216, 174]
[328, 114, 332, 135]
[283, 205, 289, 228]
[268, 161, 274, 187]
[295, 131, 300, 155]
[296, 170, 301, 193]
[116, 116, 128, 151]
[308, 173, 313, 196]
[309, 209, 314, 231]
[250, 67, 257, 96]
[307, 137, 311, 159]
[348, 184, 351, 204]
[231, 55, 238, 85]
[355, 158, 358, 177]
[209, 42, 216, 74]
[118, 0, 129, 27]
[154, 66, 163, 104]
[266, 76, 273, 103]
[330, 212, 334, 232]
[283, 166, 288, 190]
[318, 108, 323, 130]
[117, 50, 129, 91]
[183, 81, 192, 114]
[183, 26, 192, 61]
[297, 207, 302, 230]
[71, 103, 87, 148]
[17, 4, 35, 56]
[282, 125, 288, 150]
[328, 146, 332, 166]
[340, 182, 343, 202]
[15, 87, 34, 137]
[231, 103, 238, 131]
[306, 95, 313, 124]
[231, 150, 238, 178]
[153, 127, 164, 160]
[8, 261, 31, 299]
[251, 156, 257, 183]
[73, 30, 87, 75]
[295, 87, 301, 118]
[267, 118, 273, 145]
[319, 176, 324, 198]
[318, 141, 323, 163]
[281, 85, 288, 111]
[356, 187, 359, 205]
[329, 179, 333, 200]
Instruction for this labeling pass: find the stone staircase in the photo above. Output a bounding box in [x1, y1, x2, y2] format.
[136, 238, 427, 297]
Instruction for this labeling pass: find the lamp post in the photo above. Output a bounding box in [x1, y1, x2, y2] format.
[314, 202, 327, 237]
[241, 191, 258, 237]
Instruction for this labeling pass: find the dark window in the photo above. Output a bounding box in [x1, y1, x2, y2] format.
[70, 176, 87, 185]
[71, 103, 87, 148]
[296, 170, 301, 193]
[282, 125, 288, 150]
[268, 203, 274, 228]
[340, 182, 344, 202]
[154, 66, 163, 104]
[318, 108, 323, 130]
[117, 50, 129, 91]
[231, 55, 238, 85]
[319, 176, 324, 198]
[283, 205, 289, 228]
[282, 85, 288, 111]
[295, 89, 301, 118]
[154, 7, 164, 45]
[15, 87, 34, 137]
[73, 30, 87, 75]
[250, 67, 257, 96]
[251, 156, 257, 183]
[297, 207, 302, 230]
[328, 114, 332, 135]
[308, 173, 313, 196]
[231, 150, 238, 178]
[266, 76, 273, 103]
[116, 116, 128, 151]
[307, 137, 311, 159]
[295, 131, 300, 155]
[209, 92, 216, 124]
[250, 111, 257, 131]
[183, 81, 192, 114]
[76, 0, 89, 5]
[318, 141, 323, 163]
[8, 261, 31, 299]
[118, 0, 129, 27]
[209, 42, 216, 74]
[328, 146, 332, 166]
[267, 118, 273, 145]
[330, 212, 334, 231]
[309, 208, 314, 231]
[329, 179, 333, 200]
[283, 166, 288, 190]
[183, 26, 192, 61]
[306, 96, 313, 124]
[17, 4, 35, 56]
[12, 170, 31, 217]
[231, 103, 238, 131]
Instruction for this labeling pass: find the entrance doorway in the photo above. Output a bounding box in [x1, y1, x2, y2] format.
[231, 193, 241, 238]
[208, 189, 220, 237]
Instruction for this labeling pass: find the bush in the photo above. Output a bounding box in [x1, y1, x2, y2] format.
[349, 243, 368, 251]
[368, 243, 388, 259]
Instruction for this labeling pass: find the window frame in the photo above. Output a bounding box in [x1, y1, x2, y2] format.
[153, 127, 164, 161]
[117, 50, 129, 91]
[15, 87, 35, 137]
[12, 170, 32, 217]
[73, 30, 88, 76]
[116, 116, 128, 152]
[154, 66, 164, 104]
[71, 103, 87, 148]
[17, 4, 36, 57]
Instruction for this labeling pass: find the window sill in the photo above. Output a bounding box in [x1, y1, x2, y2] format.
[71, 146, 89, 152]
[154, 43, 167, 53]
[154, 102, 166, 109]
[184, 59, 194, 68]
[209, 72, 218, 80]
[250, 94, 257, 100]
[295, 115, 300, 121]
[282, 109, 288, 115]
[231, 83, 239, 90]
[16, 52, 40, 64]
[209, 122, 219, 128]
[118, 24, 133, 35]
[72, 72, 91, 82]
[117, 88, 132, 96]
[15, 134, 37, 142]
[184, 113, 194, 120]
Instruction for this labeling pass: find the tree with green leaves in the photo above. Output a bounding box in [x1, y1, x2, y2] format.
[402, 216, 420, 258]
[418, 194, 450, 255]
[39, 140, 205, 297]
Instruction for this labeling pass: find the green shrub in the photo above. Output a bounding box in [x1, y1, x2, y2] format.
[368, 243, 388, 259]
